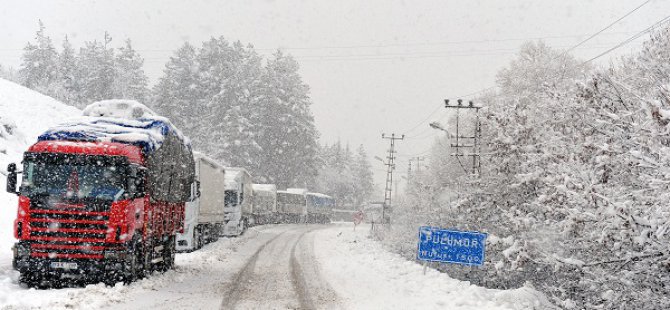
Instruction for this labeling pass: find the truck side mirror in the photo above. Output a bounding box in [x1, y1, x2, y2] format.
[6, 163, 18, 195]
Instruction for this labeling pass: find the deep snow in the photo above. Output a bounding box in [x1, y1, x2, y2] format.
[0, 224, 554, 309]
[313, 224, 554, 310]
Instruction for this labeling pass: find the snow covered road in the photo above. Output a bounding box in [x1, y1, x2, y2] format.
[221, 225, 339, 309]
[0, 223, 552, 309]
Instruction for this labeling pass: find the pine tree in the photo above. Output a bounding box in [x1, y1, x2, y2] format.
[19, 20, 59, 96]
[257, 50, 319, 188]
[151, 39, 320, 190]
[114, 39, 149, 101]
[76, 34, 116, 106]
[151, 42, 202, 133]
[352, 144, 374, 207]
[57, 35, 78, 104]
[196, 38, 263, 170]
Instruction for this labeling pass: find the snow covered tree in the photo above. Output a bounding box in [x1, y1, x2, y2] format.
[19, 20, 59, 97]
[351, 144, 375, 207]
[384, 35, 670, 309]
[113, 39, 149, 102]
[313, 142, 374, 208]
[55, 35, 78, 103]
[255, 50, 319, 188]
[75, 34, 116, 106]
[151, 42, 202, 134]
[152, 39, 320, 190]
[0, 64, 19, 83]
[195, 38, 264, 170]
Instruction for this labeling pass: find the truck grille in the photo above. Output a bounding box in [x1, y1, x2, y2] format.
[28, 209, 110, 259]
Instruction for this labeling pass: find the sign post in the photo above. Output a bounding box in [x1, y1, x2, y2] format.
[417, 226, 487, 267]
[353, 211, 364, 230]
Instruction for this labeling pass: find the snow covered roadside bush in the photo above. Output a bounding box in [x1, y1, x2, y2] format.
[382, 30, 670, 309]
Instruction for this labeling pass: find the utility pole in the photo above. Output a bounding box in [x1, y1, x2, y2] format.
[444, 99, 482, 176]
[407, 159, 413, 187]
[414, 156, 425, 174]
[381, 133, 404, 225]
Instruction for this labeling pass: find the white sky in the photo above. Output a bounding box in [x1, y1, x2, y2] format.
[1, 0, 669, 196]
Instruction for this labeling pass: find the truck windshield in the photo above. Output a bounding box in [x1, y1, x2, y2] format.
[224, 190, 238, 207]
[21, 156, 127, 202]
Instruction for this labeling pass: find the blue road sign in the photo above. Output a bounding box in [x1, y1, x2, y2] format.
[417, 226, 487, 266]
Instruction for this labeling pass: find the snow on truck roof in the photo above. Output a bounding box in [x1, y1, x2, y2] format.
[252, 184, 277, 192]
[224, 167, 250, 188]
[193, 151, 225, 171]
[38, 100, 189, 153]
[286, 188, 308, 195]
[307, 192, 332, 198]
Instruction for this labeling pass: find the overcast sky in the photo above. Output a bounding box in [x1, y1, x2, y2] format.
[1, 0, 669, 195]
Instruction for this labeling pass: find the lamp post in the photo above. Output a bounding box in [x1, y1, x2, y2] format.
[429, 121, 453, 138]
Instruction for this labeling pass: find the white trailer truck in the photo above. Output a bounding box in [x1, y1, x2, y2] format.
[252, 184, 277, 225]
[176, 152, 226, 251]
[223, 168, 253, 236]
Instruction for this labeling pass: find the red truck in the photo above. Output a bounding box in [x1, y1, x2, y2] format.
[6, 100, 195, 287]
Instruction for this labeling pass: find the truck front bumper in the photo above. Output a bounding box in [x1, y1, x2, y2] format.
[13, 242, 133, 277]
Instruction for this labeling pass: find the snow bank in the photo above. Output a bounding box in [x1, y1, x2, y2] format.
[40, 99, 189, 153]
[314, 223, 556, 310]
[0, 79, 80, 174]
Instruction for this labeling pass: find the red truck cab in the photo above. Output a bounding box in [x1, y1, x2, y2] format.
[6, 100, 194, 287]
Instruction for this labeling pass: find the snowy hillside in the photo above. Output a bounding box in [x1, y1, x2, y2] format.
[0, 78, 80, 273]
[0, 78, 80, 172]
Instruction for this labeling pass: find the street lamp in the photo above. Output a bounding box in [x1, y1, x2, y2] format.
[429, 121, 454, 138]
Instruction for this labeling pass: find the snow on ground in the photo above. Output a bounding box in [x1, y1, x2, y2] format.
[0, 79, 80, 297]
[0, 225, 285, 309]
[0, 223, 555, 309]
[314, 223, 555, 310]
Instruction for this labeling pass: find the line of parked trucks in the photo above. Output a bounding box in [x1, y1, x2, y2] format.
[176, 152, 335, 252]
[4, 100, 335, 288]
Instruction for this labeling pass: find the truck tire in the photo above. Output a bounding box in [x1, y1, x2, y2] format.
[194, 227, 202, 250]
[18, 272, 42, 289]
[160, 236, 176, 271]
[123, 241, 143, 284]
[238, 219, 246, 236]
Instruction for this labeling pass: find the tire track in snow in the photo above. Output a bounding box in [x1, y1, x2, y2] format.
[220, 231, 287, 309]
[220, 225, 340, 309]
[290, 229, 315, 309]
[291, 227, 341, 310]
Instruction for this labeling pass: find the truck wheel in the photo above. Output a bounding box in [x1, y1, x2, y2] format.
[194, 228, 202, 250]
[238, 220, 246, 236]
[161, 236, 176, 271]
[18, 272, 41, 288]
[123, 242, 143, 284]
[141, 244, 153, 277]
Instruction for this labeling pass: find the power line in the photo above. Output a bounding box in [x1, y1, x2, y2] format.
[400, 104, 442, 136]
[584, 14, 670, 64]
[561, 0, 652, 57]
[439, 2, 655, 102]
